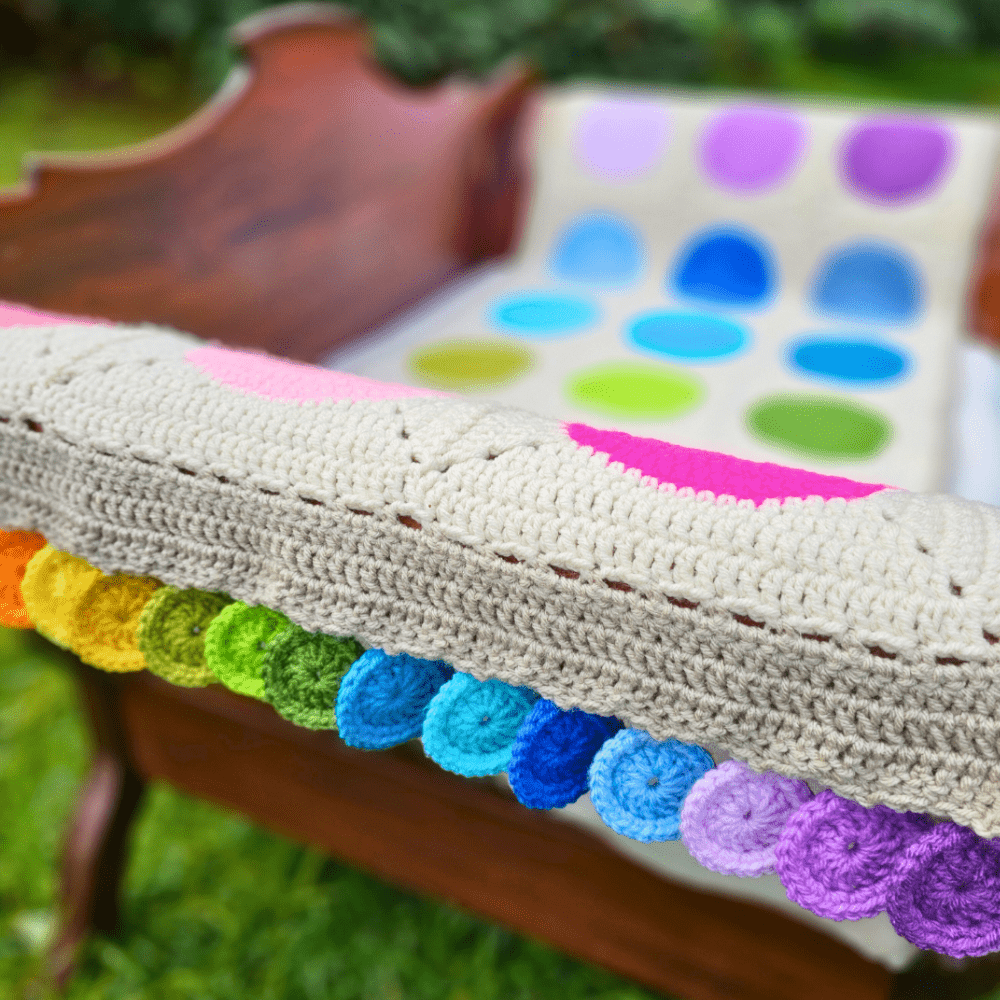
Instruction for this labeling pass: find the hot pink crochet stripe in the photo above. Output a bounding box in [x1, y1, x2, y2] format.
[566, 422, 891, 504]
[186, 345, 448, 404]
[0, 301, 96, 327]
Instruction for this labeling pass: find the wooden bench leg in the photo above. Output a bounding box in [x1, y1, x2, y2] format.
[44, 653, 146, 989]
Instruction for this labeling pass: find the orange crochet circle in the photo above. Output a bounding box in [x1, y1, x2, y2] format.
[0, 530, 47, 628]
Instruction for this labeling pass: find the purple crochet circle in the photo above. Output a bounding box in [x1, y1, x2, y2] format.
[840, 118, 953, 204]
[774, 790, 932, 920]
[574, 99, 670, 181]
[700, 105, 807, 193]
[680, 760, 813, 877]
[888, 823, 1000, 957]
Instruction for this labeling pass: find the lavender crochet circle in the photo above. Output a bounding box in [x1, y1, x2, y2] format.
[700, 105, 806, 193]
[574, 99, 670, 181]
[680, 760, 813, 877]
[841, 118, 953, 204]
[888, 824, 1000, 957]
[775, 790, 932, 920]
[588, 730, 713, 843]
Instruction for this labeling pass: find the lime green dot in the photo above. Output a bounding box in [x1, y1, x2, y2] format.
[565, 362, 705, 420]
[746, 393, 893, 461]
[409, 340, 534, 392]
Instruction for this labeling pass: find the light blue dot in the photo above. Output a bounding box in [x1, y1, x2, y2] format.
[628, 310, 750, 362]
[552, 213, 644, 285]
[491, 292, 599, 337]
[671, 227, 776, 308]
[812, 243, 922, 324]
[788, 335, 911, 388]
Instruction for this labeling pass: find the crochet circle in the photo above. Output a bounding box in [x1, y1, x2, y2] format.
[588, 730, 714, 843]
[680, 760, 813, 876]
[507, 700, 621, 809]
[70, 573, 162, 673]
[774, 789, 933, 920]
[19, 546, 102, 648]
[204, 601, 291, 700]
[887, 823, 1000, 957]
[136, 587, 233, 687]
[421, 673, 539, 776]
[336, 649, 454, 750]
[0, 529, 46, 629]
[261, 626, 365, 730]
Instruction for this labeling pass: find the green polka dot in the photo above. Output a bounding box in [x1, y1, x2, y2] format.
[409, 340, 534, 392]
[565, 361, 704, 420]
[746, 393, 893, 461]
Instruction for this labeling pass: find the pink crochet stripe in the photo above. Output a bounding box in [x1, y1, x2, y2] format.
[0, 301, 98, 327]
[186, 345, 449, 404]
[566, 423, 892, 504]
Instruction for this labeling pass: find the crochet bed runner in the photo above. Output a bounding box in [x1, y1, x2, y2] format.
[3, 312, 1000, 957]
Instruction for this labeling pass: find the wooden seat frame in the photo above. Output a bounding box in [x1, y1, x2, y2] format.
[4, 6, 1000, 999]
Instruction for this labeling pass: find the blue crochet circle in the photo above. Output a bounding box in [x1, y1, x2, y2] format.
[508, 700, 621, 809]
[422, 673, 539, 776]
[336, 649, 454, 750]
[588, 730, 714, 842]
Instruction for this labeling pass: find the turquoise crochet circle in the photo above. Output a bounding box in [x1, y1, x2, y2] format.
[336, 649, 454, 750]
[588, 729, 714, 843]
[422, 672, 539, 776]
[204, 601, 291, 700]
[261, 625, 364, 730]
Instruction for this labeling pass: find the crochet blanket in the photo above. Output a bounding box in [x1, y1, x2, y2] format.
[4, 317, 1000, 955]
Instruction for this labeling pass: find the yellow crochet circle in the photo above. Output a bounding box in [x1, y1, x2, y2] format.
[70, 573, 162, 672]
[20, 546, 102, 648]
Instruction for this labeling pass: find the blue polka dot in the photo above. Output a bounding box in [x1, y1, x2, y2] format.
[552, 213, 644, 285]
[788, 335, 911, 388]
[672, 227, 776, 308]
[492, 292, 599, 337]
[628, 310, 750, 362]
[812, 243, 922, 324]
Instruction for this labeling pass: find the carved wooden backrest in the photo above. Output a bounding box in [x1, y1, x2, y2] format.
[0, 5, 536, 361]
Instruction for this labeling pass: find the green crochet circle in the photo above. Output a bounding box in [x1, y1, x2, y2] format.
[204, 602, 291, 700]
[136, 587, 233, 687]
[261, 626, 364, 730]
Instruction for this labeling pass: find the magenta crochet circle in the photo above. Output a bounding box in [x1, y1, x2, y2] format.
[888, 824, 1000, 957]
[700, 105, 807, 192]
[774, 790, 932, 920]
[840, 118, 953, 204]
[574, 99, 670, 181]
[680, 760, 813, 877]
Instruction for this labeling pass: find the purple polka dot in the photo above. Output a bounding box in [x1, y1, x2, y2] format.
[841, 118, 953, 204]
[701, 105, 807, 193]
[575, 99, 670, 181]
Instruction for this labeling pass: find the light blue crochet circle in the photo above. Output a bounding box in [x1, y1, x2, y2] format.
[336, 649, 454, 750]
[422, 673, 539, 777]
[588, 729, 714, 842]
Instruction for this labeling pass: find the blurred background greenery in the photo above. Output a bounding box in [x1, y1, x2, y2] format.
[5, 2, 1000, 998]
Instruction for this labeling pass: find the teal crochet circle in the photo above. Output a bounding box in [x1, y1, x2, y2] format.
[422, 673, 539, 776]
[588, 729, 714, 842]
[261, 625, 364, 730]
[204, 601, 291, 700]
[336, 649, 454, 750]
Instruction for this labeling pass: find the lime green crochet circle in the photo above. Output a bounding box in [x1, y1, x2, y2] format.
[204, 602, 291, 700]
[261, 626, 365, 730]
[136, 587, 233, 687]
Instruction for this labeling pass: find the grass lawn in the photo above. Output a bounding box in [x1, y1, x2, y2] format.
[5, 43, 1000, 999]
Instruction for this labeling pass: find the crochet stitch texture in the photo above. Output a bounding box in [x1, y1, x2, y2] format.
[205, 601, 291, 699]
[5, 322, 1000, 835]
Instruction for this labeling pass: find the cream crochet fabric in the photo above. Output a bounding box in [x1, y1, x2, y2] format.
[4, 321, 1000, 835]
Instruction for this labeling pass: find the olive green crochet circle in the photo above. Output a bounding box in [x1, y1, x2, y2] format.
[136, 587, 233, 687]
[204, 602, 291, 700]
[261, 626, 364, 730]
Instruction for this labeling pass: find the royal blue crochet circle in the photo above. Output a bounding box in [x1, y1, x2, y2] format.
[671, 227, 776, 309]
[336, 648, 454, 750]
[422, 673, 539, 777]
[508, 700, 622, 809]
[588, 729, 714, 842]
